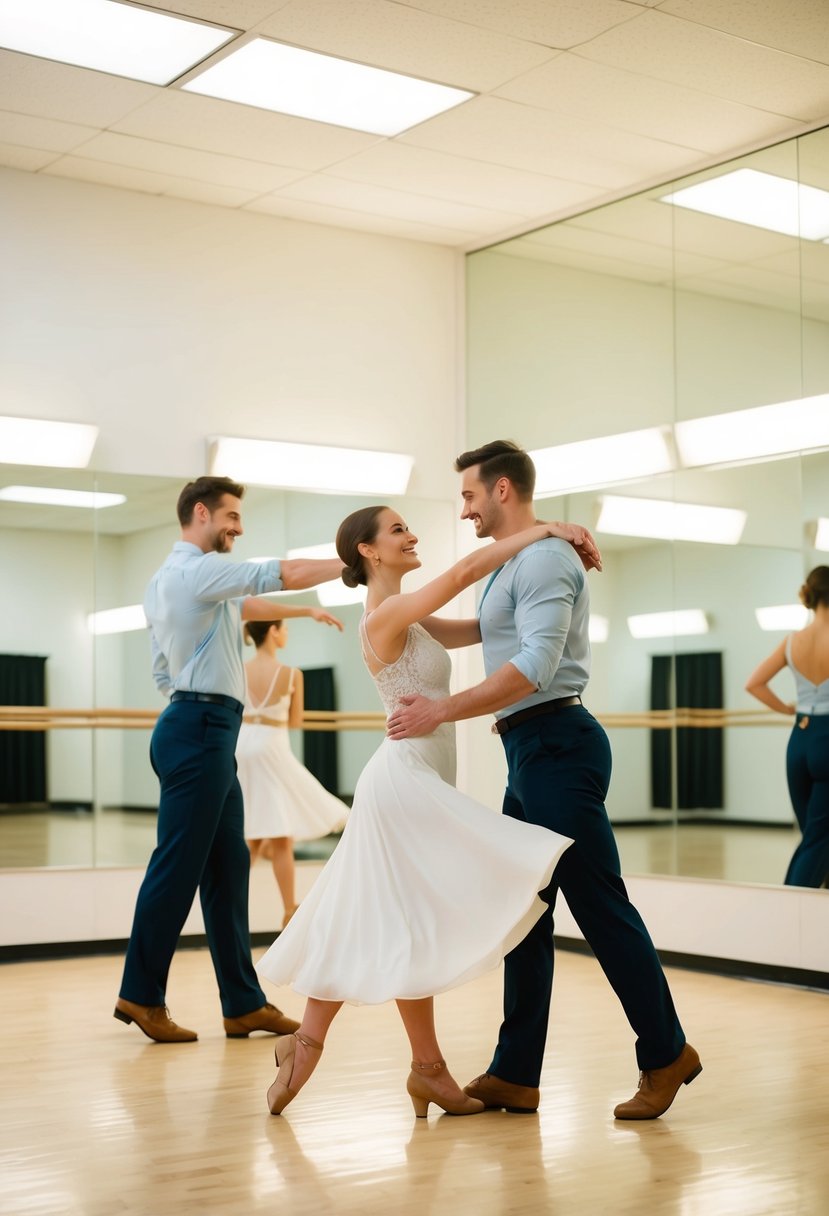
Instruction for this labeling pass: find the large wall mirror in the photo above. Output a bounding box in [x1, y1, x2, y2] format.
[466, 125, 829, 888]
[0, 467, 454, 870]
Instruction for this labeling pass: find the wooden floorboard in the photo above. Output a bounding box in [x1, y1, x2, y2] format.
[1, 949, 827, 1214]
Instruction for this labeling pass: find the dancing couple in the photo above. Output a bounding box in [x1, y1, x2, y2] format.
[258, 440, 701, 1122]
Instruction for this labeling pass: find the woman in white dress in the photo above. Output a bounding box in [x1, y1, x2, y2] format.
[258, 506, 600, 1119]
[237, 619, 348, 928]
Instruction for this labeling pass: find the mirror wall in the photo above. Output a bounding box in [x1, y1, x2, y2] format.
[466, 125, 829, 886]
[0, 469, 454, 869]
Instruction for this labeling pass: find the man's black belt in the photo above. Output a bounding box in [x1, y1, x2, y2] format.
[170, 691, 244, 716]
[492, 695, 582, 735]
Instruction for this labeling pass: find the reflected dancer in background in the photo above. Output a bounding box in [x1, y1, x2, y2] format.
[746, 565, 829, 888]
[237, 619, 348, 929]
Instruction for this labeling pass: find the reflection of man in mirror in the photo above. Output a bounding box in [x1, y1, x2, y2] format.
[114, 475, 344, 1043]
[387, 440, 701, 1120]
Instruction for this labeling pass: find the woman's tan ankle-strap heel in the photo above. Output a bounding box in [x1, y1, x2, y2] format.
[267, 1031, 323, 1115]
[406, 1060, 485, 1118]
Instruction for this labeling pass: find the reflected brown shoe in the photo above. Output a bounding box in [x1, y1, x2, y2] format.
[463, 1072, 539, 1113]
[614, 1043, 702, 1120]
[223, 1002, 300, 1038]
[113, 998, 197, 1043]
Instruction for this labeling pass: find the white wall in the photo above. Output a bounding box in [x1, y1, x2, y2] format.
[0, 167, 460, 499]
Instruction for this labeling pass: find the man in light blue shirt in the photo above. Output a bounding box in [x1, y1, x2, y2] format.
[388, 441, 700, 1121]
[115, 476, 344, 1044]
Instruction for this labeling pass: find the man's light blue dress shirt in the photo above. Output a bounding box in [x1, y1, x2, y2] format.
[144, 542, 283, 703]
[478, 537, 591, 719]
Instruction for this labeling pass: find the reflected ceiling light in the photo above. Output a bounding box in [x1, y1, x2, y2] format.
[182, 37, 473, 136]
[0, 415, 98, 467]
[287, 542, 364, 607]
[675, 394, 829, 468]
[661, 169, 829, 240]
[628, 610, 709, 639]
[589, 615, 609, 644]
[810, 519, 829, 552]
[0, 0, 236, 86]
[597, 495, 746, 545]
[755, 604, 810, 632]
[0, 485, 124, 508]
[87, 604, 146, 635]
[531, 427, 674, 496]
[210, 436, 413, 496]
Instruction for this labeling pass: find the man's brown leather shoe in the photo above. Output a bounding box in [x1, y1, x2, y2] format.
[614, 1043, 702, 1120]
[113, 998, 197, 1043]
[463, 1072, 539, 1113]
[223, 1002, 300, 1038]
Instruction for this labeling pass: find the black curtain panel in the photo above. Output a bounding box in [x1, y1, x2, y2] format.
[301, 666, 339, 795]
[650, 654, 673, 810]
[650, 652, 724, 812]
[0, 654, 47, 805]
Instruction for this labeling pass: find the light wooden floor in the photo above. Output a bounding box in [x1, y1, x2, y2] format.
[1, 950, 827, 1215]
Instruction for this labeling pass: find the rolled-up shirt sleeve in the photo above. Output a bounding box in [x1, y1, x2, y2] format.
[189, 556, 283, 601]
[508, 549, 583, 691]
[149, 626, 173, 696]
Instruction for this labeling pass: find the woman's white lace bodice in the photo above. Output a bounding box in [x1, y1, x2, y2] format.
[360, 618, 452, 716]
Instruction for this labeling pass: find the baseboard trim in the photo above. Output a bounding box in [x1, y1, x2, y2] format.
[1, 931, 826, 991]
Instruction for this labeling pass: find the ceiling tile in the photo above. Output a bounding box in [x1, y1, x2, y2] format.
[0, 110, 98, 153]
[257, 0, 557, 92]
[324, 141, 600, 216]
[43, 156, 259, 207]
[495, 239, 670, 283]
[660, 0, 829, 67]
[0, 51, 156, 127]
[0, 142, 58, 172]
[577, 9, 829, 119]
[275, 172, 525, 233]
[495, 51, 805, 154]
[677, 262, 804, 309]
[111, 90, 380, 170]
[245, 192, 473, 245]
[399, 95, 702, 187]
[394, 0, 640, 47]
[143, 1, 287, 25]
[70, 132, 305, 192]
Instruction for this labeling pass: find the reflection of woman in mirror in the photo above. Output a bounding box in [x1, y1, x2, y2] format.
[745, 566, 829, 888]
[256, 506, 600, 1119]
[237, 620, 349, 928]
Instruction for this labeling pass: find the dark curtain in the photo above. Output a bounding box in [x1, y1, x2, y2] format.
[650, 654, 673, 810]
[0, 654, 47, 805]
[650, 652, 724, 811]
[301, 666, 339, 795]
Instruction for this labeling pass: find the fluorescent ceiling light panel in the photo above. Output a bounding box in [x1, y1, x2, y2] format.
[675, 394, 829, 468]
[755, 604, 810, 632]
[210, 437, 413, 496]
[0, 0, 235, 85]
[87, 604, 146, 635]
[589, 615, 609, 644]
[662, 169, 829, 240]
[531, 427, 674, 496]
[182, 37, 473, 136]
[628, 609, 709, 639]
[0, 485, 124, 508]
[597, 495, 746, 545]
[0, 415, 98, 467]
[814, 519, 829, 552]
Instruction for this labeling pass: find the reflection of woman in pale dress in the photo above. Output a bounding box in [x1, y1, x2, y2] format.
[237, 620, 348, 928]
[257, 506, 600, 1119]
[745, 565, 829, 887]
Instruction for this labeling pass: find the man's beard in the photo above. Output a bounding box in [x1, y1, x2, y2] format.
[211, 531, 234, 553]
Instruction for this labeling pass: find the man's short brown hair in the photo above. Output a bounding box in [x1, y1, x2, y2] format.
[176, 476, 245, 525]
[454, 440, 535, 502]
